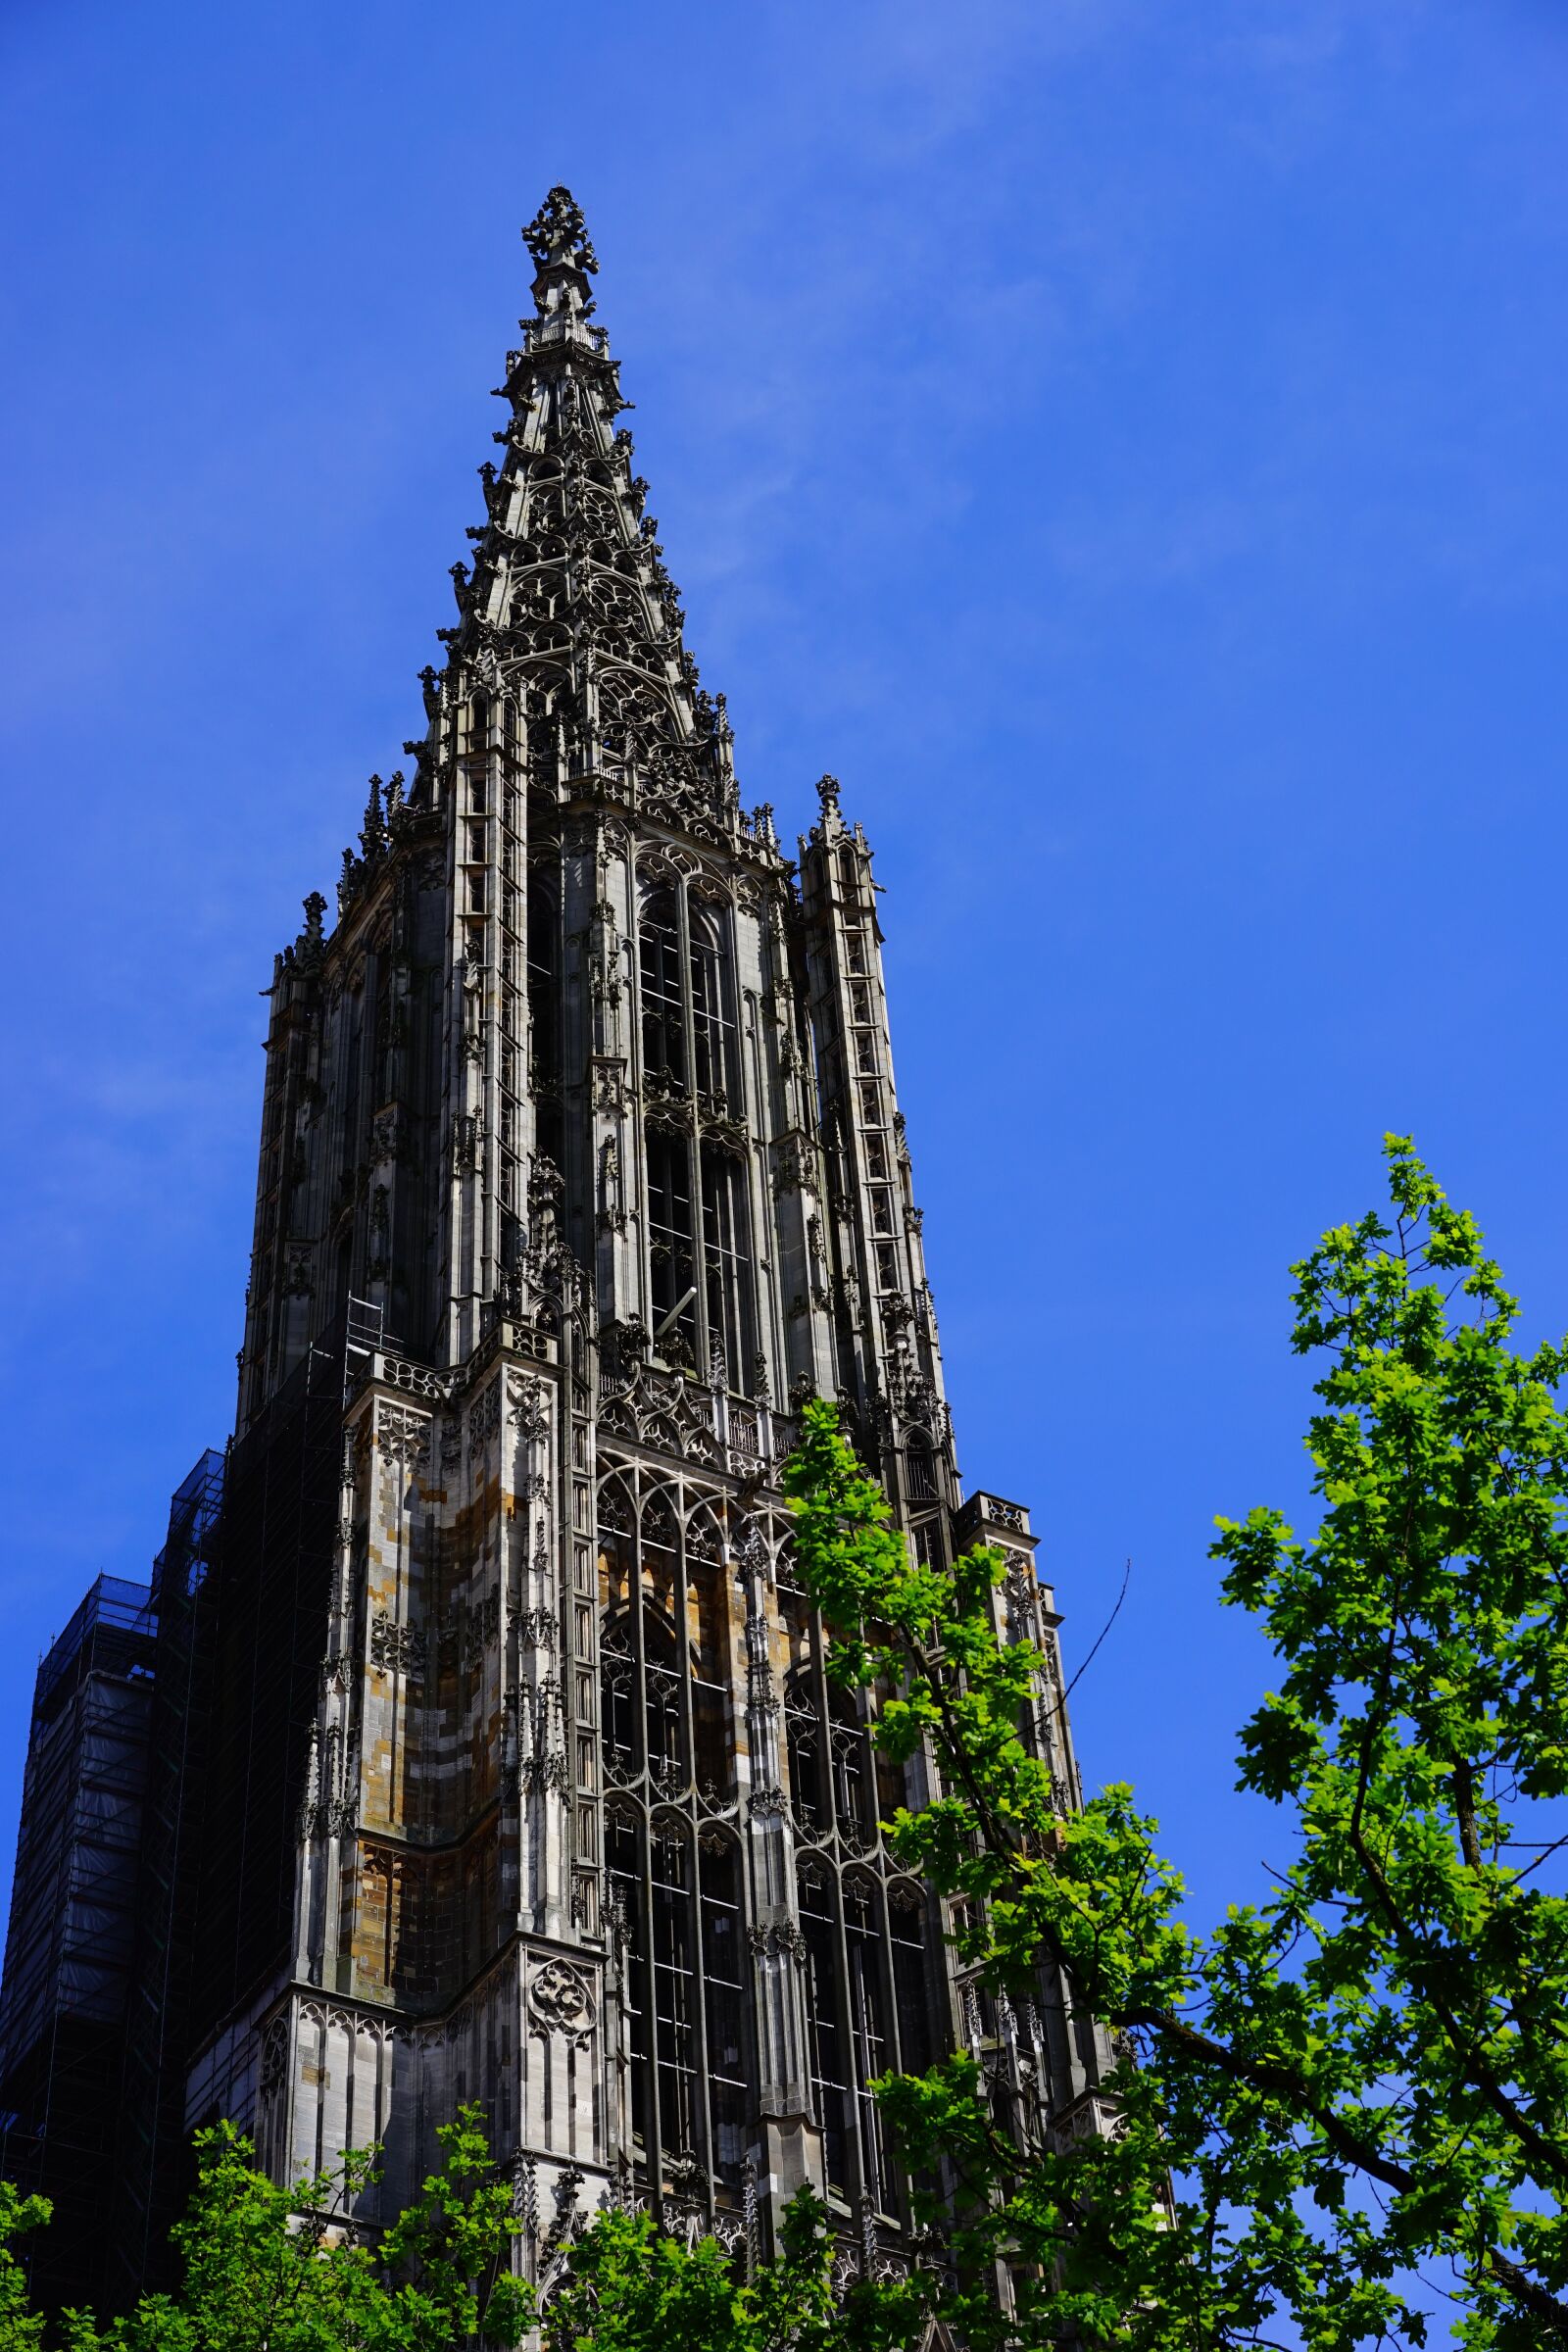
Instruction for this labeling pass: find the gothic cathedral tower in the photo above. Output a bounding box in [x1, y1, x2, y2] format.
[0, 189, 1111, 2307]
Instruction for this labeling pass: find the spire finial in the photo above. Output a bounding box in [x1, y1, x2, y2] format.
[523, 186, 598, 281]
[816, 773, 841, 821]
[360, 774, 387, 862]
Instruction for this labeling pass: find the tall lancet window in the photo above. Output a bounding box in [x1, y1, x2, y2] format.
[700, 1147, 751, 1382]
[639, 887, 685, 1086]
[370, 946, 396, 1111]
[598, 1472, 751, 2207]
[784, 1540, 918, 2229]
[688, 904, 735, 1105]
[637, 874, 754, 1380]
[527, 875, 564, 1168]
[646, 1133, 697, 1364]
[527, 876, 561, 1086]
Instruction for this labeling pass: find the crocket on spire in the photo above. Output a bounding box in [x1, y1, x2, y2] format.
[398, 184, 770, 852]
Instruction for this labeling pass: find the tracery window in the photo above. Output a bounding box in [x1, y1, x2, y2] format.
[699, 1834, 748, 2172]
[526, 877, 560, 1087]
[601, 1487, 943, 2229]
[889, 1884, 932, 2076]
[525, 874, 563, 1173]
[785, 1667, 825, 1838]
[799, 1862, 893, 2211]
[598, 1472, 750, 2204]
[371, 956, 396, 1109]
[646, 1133, 698, 1363]
[701, 1147, 751, 1380]
[845, 1876, 893, 2211]
[637, 875, 754, 1375]
[783, 1538, 934, 2226]
[797, 1857, 898, 2217]
[910, 1518, 944, 1571]
[649, 1824, 699, 2152]
[639, 887, 685, 1086]
[906, 1440, 938, 1503]
[688, 904, 735, 1102]
[828, 1689, 872, 1848]
[798, 1864, 851, 2199]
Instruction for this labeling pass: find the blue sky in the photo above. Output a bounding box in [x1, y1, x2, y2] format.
[2, 0, 1566, 2175]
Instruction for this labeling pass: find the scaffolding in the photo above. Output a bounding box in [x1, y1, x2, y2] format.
[0, 1573, 159, 2311]
[106, 1335, 342, 2308]
[189, 1340, 342, 2055]
[112, 1448, 226, 2301]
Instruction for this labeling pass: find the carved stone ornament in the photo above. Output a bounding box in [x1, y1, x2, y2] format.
[1004, 1551, 1040, 1634]
[260, 2014, 287, 2090]
[507, 1371, 550, 1439]
[369, 1611, 427, 1679]
[467, 1381, 502, 1452]
[376, 1404, 431, 1471]
[529, 1957, 596, 2037]
[517, 1606, 558, 1652]
[748, 1919, 808, 1964]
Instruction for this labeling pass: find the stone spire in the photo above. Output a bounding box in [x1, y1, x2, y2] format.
[401, 188, 755, 855]
[41, 193, 1121, 2324]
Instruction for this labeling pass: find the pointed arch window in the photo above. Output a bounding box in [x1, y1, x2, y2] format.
[889, 1884, 933, 2076]
[910, 1518, 945, 1572]
[643, 1612, 682, 1789]
[828, 1685, 872, 1848]
[639, 887, 685, 1087]
[784, 1588, 936, 2222]
[649, 1825, 699, 2156]
[701, 1145, 752, 1383]
[527, 875, 564, 1168]
[798, 1866, 851, 2199]
[637, 876, 754, 1377]
[646, 1132, 698, 1367]
[527, 877, 561, 1088]
[600, 1476, 755, 2204]
[601, 1622, 637, 1780]
[699, 1834, 748, 2173]
[688, 904, 735, 1104]
[338, 994, 364, 1192]
[906, 1439, 938, 1503]
[845, 1876, 893, 2212]
[785, 1665, 825, 1838]
[371, 956, 396, 1109]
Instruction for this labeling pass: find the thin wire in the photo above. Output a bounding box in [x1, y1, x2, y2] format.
[1046, 1557, 1132, 1736]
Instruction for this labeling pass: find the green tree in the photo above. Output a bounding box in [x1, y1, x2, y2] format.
[783, 1139, 1568, 2349]
[0, 2183, 50, 2352]
[541, 2185, 922, 2352]
[379, 2105, 531, 2351]
[60, 2102, 528, 2352]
